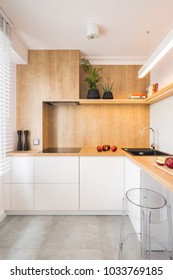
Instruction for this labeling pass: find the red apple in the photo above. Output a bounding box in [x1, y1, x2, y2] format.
[97, 145, 103, 152]
[155, 157, 165, 166]
[165, 157, 173, 169]
[103, 145, 110, 151]
[111, 145, 117, 152]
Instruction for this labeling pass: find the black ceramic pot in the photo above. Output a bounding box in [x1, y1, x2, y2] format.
[103, 92, 113, 99]
[87, 89, 100, 99]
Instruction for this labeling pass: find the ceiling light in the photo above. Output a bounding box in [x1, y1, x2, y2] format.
[138, 27, 173, 78]
[87, 23, 99, 40]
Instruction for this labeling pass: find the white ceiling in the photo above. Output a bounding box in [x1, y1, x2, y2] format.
[1, 0, 173, 62]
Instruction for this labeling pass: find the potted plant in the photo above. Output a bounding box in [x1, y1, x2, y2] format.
[101, 82, 114, 99]
[81, 58, 101, 99]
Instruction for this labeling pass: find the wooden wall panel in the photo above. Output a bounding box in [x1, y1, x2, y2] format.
[80, 65, 150, 99]
[17, 51, 150, 150]
[43, 104, 150, 148]
[17, 50, 80, 150]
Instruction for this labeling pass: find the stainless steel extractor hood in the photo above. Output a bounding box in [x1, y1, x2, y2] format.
[47, 101, 80, 106]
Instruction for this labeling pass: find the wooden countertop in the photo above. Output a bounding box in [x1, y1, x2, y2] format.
[127, 155, 173, 192]
[9, 147, 125, 157]
[8, 148, 173, 192]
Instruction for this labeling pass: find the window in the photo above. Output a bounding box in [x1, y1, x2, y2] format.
[0, 15, 12, 176]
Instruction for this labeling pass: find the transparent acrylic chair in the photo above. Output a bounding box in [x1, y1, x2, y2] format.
[119, 188, 173, 260]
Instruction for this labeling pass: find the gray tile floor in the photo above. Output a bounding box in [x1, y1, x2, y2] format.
[0, 215, 121, 260]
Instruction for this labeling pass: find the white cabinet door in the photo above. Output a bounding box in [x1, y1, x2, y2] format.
[35, 184, 79, 210]
[34, 156, 79, 211]
[11, 184, 33, 210]
[11, 157, 33, 183]
[124, 157, 142, 234]
[3, 184, 10, 210]
[34, 156, 79, 183]
[125, 157, 141, 193]
[80, 156, 124, 211]
[4, 157, 34, 211]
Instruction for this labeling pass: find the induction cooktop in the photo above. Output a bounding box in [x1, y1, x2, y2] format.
[42, 147, 81, 153]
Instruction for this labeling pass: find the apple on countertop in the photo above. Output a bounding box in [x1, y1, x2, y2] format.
[97, 145, 117, 152]
[165, 157, 173, 169]
[155, 157, 173, 169]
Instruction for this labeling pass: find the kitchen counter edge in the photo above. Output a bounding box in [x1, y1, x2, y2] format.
[8, 148, 173, 192]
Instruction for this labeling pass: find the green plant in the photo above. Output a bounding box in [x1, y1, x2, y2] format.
[81, 58, 101, 89]
[101, 82, 114, 92]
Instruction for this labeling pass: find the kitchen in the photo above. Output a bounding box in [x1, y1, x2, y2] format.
[0, 0, 173, 263]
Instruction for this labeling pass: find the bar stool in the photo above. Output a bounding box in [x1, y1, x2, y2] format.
[119, 188, 173, 260]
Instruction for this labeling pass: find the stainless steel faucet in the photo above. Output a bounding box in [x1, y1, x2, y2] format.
[141, 126, 155, 150]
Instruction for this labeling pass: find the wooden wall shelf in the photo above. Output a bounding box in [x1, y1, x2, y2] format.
[46, 82, 173, 106]
[145, 83, 173, 104]
[79, 83, 173, 105]
[79, 99, 146, 105]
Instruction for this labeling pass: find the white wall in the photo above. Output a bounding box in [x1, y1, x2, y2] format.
[150, 49, 173, 154]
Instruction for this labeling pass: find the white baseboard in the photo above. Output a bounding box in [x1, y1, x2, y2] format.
[0, 210, 7, 222]
[6, 210, 121, 216]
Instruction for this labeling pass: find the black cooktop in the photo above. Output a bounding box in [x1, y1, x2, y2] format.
[42, 147, 81, 153]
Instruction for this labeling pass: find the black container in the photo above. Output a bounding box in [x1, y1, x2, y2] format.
[87, 89, 100, 99]
[103, 91, 113, 99]
[24, 129, 29, 151]
[17, 129, 22, 151]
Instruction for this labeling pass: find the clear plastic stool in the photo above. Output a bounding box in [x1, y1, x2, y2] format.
[119, 188, 173, 260]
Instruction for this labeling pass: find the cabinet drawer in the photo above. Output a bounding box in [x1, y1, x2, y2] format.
[11, 184, 34, 210]
[34, 157, 79, 183]
[35, 184, 79, 210]
[11, 157, 33, 183]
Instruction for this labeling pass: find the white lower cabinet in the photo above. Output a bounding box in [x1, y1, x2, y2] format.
[10, 157, 34, 210]
[35, 184, 79, 210]
[5, 155, 124, 212]
[11, 157, 34, 183]
[125, 157, 141, 192]
[11, 184, 33, 210]
[124, 157, 142, 234]
[34, 156, 79, 211]
[80, 156, 124, 211]
[34, 156, 79, 183]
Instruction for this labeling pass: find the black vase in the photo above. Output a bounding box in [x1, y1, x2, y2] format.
[103, 91, 113, 99]
[24, 130, 29, 151]
[87, 89, 100, 99]
[17, 129, 22, 151]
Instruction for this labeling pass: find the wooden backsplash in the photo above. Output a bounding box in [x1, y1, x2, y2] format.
[17, 50, 150, 150]
[43, 103, 149, 149]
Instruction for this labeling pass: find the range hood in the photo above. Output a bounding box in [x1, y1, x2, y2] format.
[46, 101, 80, 106]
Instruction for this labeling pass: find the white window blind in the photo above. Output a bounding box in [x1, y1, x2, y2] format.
[0, 15, 12, 176]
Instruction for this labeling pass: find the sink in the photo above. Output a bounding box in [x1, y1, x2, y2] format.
[122, 148, 171, 156]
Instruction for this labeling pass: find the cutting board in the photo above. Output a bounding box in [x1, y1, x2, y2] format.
[153, 163, 173, 176]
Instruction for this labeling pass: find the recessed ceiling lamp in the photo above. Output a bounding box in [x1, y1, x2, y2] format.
[87, 23, 99, 40]
[138, 27, 173, 78]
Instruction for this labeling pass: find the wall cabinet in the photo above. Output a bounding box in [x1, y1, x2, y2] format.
[34, 156, 79, 210]
[80, 156, 124, 211]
